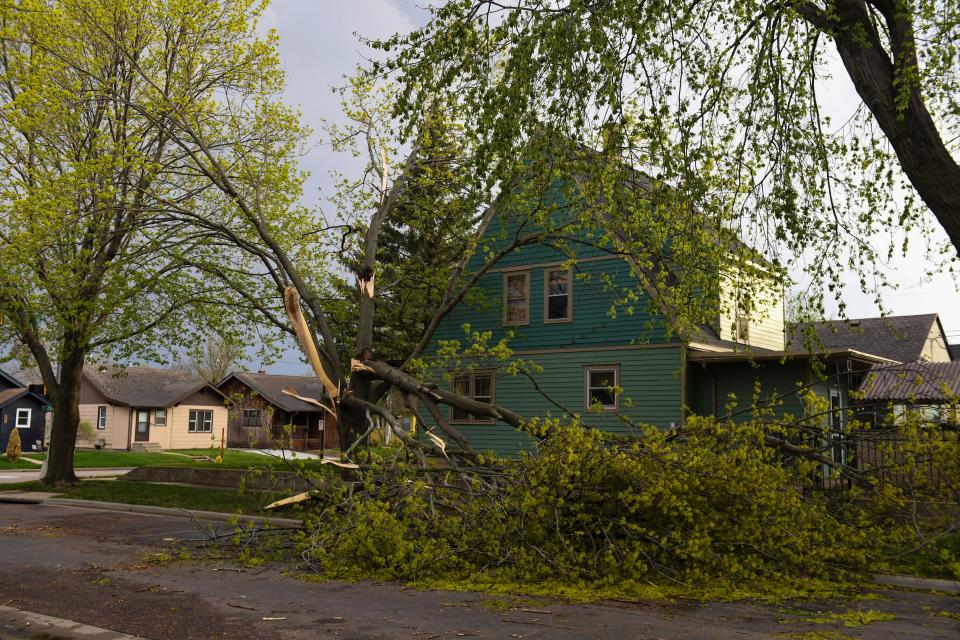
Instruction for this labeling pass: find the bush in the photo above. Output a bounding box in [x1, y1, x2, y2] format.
[78, 421, 96, 442]
[295, 417, 931, 592]
[5, 426, 22, 461]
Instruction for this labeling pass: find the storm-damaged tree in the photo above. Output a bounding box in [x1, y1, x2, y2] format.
[376, 0, 960, 320]
[0, 0, 274, 484]
[325, 94, 486, 368]
[66, 0, 860, 476]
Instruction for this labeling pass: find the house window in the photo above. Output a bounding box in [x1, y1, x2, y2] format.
[15, 408, 31, 429]
[585, 366, 619, 411]
[735, 297, 750, 342]
[544, 268, 572, 322]
[503, 271, 530, 325]
[241, 409, 262, 427]
[154, 409, 167, 427]
[450, 371, 495, 423]
[188, 409, 213, 433]
[97, 406, 107, 429]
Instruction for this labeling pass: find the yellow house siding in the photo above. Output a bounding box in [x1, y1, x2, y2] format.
[718, 268, 785, 351]
[922, 321, 951, 362]
[76, 403, 131, 449]
[164, 405, 227, 449]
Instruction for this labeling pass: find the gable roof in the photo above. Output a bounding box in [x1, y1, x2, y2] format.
[83, 365, 224, 407]
[858, 361, 960, 403]
[787, 314, 943, 364]
[219, 371, 327, 413]
[0, 368, 26, 390]
[0, 387, 48, 409]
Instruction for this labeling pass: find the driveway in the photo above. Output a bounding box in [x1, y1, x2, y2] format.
[0, 502, 957, 639]
[0, 468, 132, 484]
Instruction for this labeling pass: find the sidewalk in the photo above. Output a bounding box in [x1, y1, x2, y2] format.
[0, 467, 133, 484]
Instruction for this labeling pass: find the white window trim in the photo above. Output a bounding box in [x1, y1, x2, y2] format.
[188, 409, 214, 433]
[154, 408, 167, 427]
[15, 408, 31, 429]
[584, 365, 620, 412]
[97, 406, 107, 429]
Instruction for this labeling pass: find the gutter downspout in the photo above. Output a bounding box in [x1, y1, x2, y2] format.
[679, 345, 688, 427]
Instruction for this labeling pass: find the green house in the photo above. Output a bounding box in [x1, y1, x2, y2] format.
[418, 187, 941, 457]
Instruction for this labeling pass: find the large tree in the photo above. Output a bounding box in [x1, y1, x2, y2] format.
[375, 0, 960, 317]
[0, 0, 289, 484]
[61, 1, 852, 475]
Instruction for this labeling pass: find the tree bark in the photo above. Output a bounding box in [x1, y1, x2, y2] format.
[826, 0, 960, 250]
[40, 350, 84, 486]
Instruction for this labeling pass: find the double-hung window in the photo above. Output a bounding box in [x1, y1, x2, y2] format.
[15, 408, 31, 429]
[585, 366, 619, 411]
[544, 268, 572, 322]
[97, 406, 107, 430]
[450, 371, 495, 423]
[241, 409, 262, 427]
[503, 271, 530, 325]
[154, 409, 167, 427]
[188, 409, 213, 433]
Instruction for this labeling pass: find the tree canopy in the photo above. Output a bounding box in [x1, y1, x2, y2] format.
[376, 0, 960, 321]
[0, 0, 302, 483]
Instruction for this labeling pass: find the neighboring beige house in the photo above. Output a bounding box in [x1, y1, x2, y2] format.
[79, 366, 227, 451]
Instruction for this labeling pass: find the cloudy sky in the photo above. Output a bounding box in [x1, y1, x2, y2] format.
[253, 1, 960, 371]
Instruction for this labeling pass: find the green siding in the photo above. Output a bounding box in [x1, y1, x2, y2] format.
[433, 257, 672, 352]
[685, 359, 811, 421]
[423, 346, 684, 457]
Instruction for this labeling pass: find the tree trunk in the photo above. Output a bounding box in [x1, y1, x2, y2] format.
[40, 353, 84, 486]
[337, 374, 373, 449]
[830, 0, 960, 251]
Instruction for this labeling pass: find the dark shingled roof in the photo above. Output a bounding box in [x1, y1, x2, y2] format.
[949, 344, 960, 361]
[222, 371, 328, 413]
[0, 368, 26, 389]
[84, 366, 221, 407]
[0, 388, 28, 406]
[859, 361, 960, 402]
[787, 314, 941, 364]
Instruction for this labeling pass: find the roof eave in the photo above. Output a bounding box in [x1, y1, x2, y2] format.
[687, 347, 897, 365]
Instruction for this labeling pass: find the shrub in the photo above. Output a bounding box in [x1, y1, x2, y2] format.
[78, 421, 96, 442]
[5, 426, 22, 461]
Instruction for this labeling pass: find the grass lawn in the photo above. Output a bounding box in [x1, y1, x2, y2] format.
[0, 457, 42, 470]
[22, 448, 327, 471]
[0, 479, 295, 516]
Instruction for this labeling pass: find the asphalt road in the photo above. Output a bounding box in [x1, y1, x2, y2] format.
[0, 468, 132, 484]
[0, 502, 957, 639]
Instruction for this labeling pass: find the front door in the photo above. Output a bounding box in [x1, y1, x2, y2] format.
[134, 409, 150, 442]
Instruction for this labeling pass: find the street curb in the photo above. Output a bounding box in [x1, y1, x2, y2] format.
[45, 498, 303, 528]
[872, 573, 960, 594]
[0, 494, 45, 504]
[0, 467, 133, 473]
[0, 605, 146, 639]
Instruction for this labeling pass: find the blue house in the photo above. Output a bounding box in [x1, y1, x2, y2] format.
[418, 183, 949, 457]
[0, 369, 49, 453]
